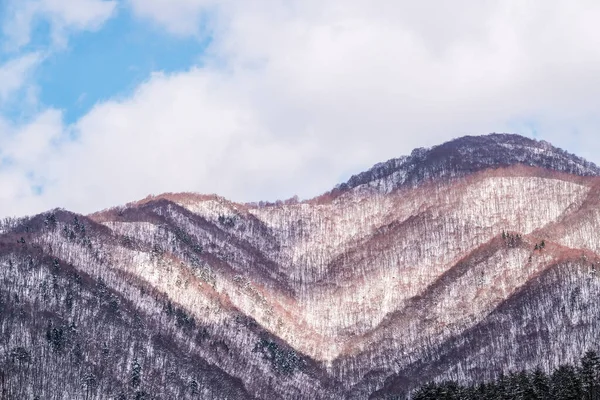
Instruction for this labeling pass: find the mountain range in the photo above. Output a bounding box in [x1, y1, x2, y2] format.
[2, 133, 600, 399]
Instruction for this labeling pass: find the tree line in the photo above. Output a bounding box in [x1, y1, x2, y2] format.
[411, 350, 600, 400]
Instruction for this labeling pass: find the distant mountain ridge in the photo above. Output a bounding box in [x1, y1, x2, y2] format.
[336, 133, 600, 194]
[3, 133, 600, 399]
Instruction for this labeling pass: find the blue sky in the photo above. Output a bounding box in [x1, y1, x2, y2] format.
[39, 15, 210, 124]
[1, 2, 209, 124]
[1, 0, 600, 217]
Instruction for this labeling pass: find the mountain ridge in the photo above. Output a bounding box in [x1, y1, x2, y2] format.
[333, 133, 600, 196]
[3, 133, 600, 399]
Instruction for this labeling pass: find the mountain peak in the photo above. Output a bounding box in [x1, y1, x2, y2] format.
[336, 133, 600, 193]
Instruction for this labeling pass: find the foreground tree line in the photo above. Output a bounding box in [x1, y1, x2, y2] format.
[411, 350, 600, 400]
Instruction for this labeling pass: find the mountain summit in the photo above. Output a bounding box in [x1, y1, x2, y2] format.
[2, 133, 600, 399]
[337, 133, 600, 193]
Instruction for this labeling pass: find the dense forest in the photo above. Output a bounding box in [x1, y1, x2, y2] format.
[4, 134, 600, 398]
[409, 350, 600, 400]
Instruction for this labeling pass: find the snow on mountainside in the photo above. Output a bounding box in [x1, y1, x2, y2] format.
[3, 133, 600, 399]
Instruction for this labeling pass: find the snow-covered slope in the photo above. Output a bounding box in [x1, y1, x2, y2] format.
[3, 133, 600, 399]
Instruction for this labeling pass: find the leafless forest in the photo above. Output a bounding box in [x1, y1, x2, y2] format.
[2, 134, 600, 399]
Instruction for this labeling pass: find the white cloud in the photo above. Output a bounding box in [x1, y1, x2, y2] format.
[0, 52, 41, 103]
[2, 0, 117, 50]
[29, 69, 327, 213]
[0, 0, 118, 217]
[3, 0, 600, 217]
[0, 110, 63, 216]
[128, 0, 216, 37]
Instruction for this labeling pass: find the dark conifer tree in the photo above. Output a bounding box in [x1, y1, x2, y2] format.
[581, 350, 600, 400]
[550, 365, 582, 400]
[131, 358, 142, 389]
[532, 367, 551, 400]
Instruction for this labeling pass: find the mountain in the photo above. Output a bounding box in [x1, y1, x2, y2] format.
[3, 133, 600, 399]
[335, 133, 600, 194]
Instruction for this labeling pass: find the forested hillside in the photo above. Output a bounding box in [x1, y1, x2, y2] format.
[2, 134, 600, 399]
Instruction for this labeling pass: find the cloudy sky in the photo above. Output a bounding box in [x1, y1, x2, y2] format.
[1, 0, 599, 217]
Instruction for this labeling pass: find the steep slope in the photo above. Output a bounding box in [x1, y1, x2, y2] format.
[3, 133, 600, 399]
[370, 257, 600, 399]
[0, 211, 340, 399]
[0, 242, 255, 399]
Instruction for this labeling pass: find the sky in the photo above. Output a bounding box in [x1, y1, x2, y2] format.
[0, 0, 600, 218]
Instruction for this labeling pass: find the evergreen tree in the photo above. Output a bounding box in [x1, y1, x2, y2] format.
[532, 367, 550, 400]
[130, 358, 142, 389]
[495, 372, 510, 400]
[502, 370, 537, 400]
[581, 350, 600, 400]
[507, 371, 521, 399]
[190, 379, 199, 397]
[551, 365, 582, 400]
[438, 380, 461, 399]
[517, 370, 537, 400]
[413, 382, 438, 400]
